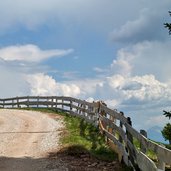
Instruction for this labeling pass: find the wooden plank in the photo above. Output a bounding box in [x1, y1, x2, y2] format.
[70, 97, 98, 108]
[2, 101, 70, 108]
[71, 104, 93, 114]
[69, 111, 96, 125]
[108, 139, 124, 163]
[1, 96, 98, 109]
[136, 151, 157, 171]
[124, 123, 142, 141]
[147, 139, 171, 164]
[99, 115, 126, 142]
[1, 97, 20, 101]
[100, 105, 128, 124]
[99, 119, 125, 152]
[126, 124, 171, 165]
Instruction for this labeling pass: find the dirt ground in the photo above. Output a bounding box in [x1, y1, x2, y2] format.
[0, 109, 123, 171]
[0, 109, 65, 171]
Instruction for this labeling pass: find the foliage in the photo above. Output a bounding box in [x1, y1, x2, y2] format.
[161, 123, 171, 144]
[164, 11, 171, 34]
[163, 110, 171, 119]
[165, 144, 171, 150]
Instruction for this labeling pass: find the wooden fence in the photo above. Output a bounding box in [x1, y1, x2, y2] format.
[0, 96, 171, 171]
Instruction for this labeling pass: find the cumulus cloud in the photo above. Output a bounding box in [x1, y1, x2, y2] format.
[26, 73, 81, 97]
[111, 52, 132, 76]
[0, 44, 73, 62]
[92, 74, 171, 106]
[111, 41, 171, 82]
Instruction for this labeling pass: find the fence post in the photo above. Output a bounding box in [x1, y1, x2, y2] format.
[27, 96, 29, 108]
[11, 99, 14, 108]
[70, 100, 72, 112]
[119, 112, 124, 143]
[47, 97, 49, 108]
[140, 130, 147, 154]
[100, 103, 108, 143]
[3, 100, 5, 108]
[62, 98, 64, 110]
[17, 97, 19, 108]
[82, 101, 86, 117]
[56, 98, 58, 109]
[77, 103, 80, 114]
[126, 117, 140, 171]
[51, 97, 53, 108]
[37, 96, 39, 108]
[127, 117, 133, 143]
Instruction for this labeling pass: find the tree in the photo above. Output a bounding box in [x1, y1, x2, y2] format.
[163, 110, 171, 119]
[164, 11, 171, 34]
[161, 123, 171, 144]
[162, 110, 171, 144]
[161, 11, 171, 145]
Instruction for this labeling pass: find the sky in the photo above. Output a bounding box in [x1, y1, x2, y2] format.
[0, 0, 171, 140]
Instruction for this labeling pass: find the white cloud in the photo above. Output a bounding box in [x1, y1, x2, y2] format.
[111, 41, 171, 82]
[92, 74, 171, 106]
[121, 75, 170, 102]
[111, 53, 132, 76]
[0, 44, 73, 62]
[26, 73, 81, 97]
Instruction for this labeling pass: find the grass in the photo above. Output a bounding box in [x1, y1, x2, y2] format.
[56, 109, 133, 170]
[62, 112, 117, 161]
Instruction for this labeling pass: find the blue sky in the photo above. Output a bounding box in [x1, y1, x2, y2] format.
[0, 0, 171, 140]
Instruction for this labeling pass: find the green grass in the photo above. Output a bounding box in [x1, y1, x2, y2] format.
[62, 112, 117, 161]
[57, 110, 132, 170]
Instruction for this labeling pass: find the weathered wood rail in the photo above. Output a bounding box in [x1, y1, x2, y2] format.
[0, 96, 171, 171]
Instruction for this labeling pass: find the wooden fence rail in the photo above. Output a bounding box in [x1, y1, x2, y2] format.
[0, 96, 171, 171]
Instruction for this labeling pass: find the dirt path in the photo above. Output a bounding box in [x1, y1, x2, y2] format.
[0, 109, 123, 171]
[0, 109, 65, 171]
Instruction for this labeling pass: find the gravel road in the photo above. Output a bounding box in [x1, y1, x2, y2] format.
[0, 109, 65, 171]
